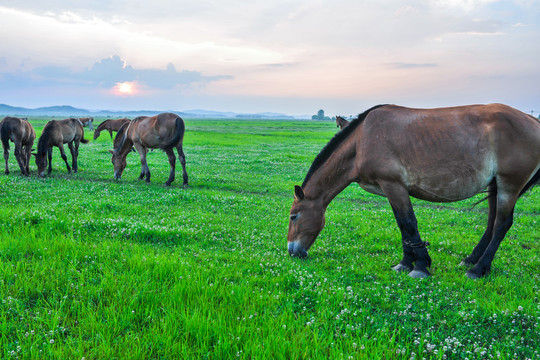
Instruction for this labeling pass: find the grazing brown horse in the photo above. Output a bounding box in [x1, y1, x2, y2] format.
[0, 116, 36, 176]
[336, 116, 350, 129]
[110, 113, 188, 186]
[35, 118, 89, 177]
[94, 118, 132, 140]
[288, 104, 540, 279]
[78, 117, 94, 131]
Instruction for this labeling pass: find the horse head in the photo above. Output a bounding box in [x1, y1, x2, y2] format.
[287, 185, 326, 258]
[34, 151, 48, 177]
[109, 149, 126, 180]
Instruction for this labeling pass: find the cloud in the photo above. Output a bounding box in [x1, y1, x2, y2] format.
[1, 55, 232, 90]
[387, 63, 438, 69]
[0, 1, 539, 114]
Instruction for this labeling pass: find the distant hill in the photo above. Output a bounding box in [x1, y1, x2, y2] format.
[0, 104, 309, 119]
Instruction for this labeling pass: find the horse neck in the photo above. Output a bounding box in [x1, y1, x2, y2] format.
[303, 137, 357, 208]
[96, 121, 107, 132]
[37, 126, 53, 153]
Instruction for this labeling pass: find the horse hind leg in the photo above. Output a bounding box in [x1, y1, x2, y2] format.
[23, 144, 32, 175]
[466, 188, 519, 279]
[68, 142, 78, 173]
[14, 142, 28, 176]
[177, 144, 188, 187]
[165, 149, 176, 186]
[461, 181, 497, 267]
[58, 145, 71, 174]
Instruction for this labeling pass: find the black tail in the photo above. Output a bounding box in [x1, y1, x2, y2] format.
[519, 167, 540, 197]
[163, 117, 185, 150]
[1, 122, 10, 150]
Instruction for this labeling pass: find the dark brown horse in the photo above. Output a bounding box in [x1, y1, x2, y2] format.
[35, 118, 89, 177]
[288, 104, 540, 279]
[110, 113, 188, 186]
[94, 118, 132, 140]
[336, 116, 350, 129]
[1, 116, 36, 176]
[78, 117, 94, 131]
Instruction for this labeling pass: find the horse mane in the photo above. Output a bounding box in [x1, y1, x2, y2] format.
[113, 122, 131, 151]
[96, 120, 111, 132]
[302, 104, 387, 188]
[37, 121, 56, 155]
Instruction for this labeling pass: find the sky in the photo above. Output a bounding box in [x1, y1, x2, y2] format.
[0, 0, 539, 116]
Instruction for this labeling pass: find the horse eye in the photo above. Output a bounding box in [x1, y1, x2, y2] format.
[290, 214, 299, 221]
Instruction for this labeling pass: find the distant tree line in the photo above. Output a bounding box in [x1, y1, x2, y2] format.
[312, 109, 333, 121]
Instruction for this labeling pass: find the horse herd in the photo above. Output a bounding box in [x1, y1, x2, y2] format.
[2, 104, 540, 280]
[0, 113, 187, 186]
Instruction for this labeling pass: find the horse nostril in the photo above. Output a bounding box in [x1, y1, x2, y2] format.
[288, 242, 308, 258]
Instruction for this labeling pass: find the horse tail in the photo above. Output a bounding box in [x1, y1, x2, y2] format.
[1, 121, 10, 150]
[163, 117, 185, 150]
[519, 167, 540, 198]
[78, 121, 90, 144]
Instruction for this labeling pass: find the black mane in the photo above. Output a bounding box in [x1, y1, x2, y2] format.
[301, 104, 387, 188]
[37, 121, 55, 155]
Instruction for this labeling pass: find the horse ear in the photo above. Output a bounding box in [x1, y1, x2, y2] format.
[294, 185, 305, 201]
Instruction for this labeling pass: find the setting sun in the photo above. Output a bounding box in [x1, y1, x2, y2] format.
[112, 81, 137, 95]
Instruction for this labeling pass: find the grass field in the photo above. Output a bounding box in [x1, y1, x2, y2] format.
[1, 117, 539, 359]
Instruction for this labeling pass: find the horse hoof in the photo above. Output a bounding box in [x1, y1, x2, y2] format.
[465, 271, 481, 280]
[392, 263, 412, 273]
[409, 270, 430, 279]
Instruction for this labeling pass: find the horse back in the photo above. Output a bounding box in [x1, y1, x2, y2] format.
[130, 113, 184, 149]
[1, 117, 36, 146]
[58, 118, 85, 143]
[356, 104, 540, 201]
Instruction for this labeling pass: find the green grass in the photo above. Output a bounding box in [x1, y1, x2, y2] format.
[1, 117, 539, 359]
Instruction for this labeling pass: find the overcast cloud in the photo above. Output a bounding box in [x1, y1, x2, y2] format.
[0, 0, 539, 115]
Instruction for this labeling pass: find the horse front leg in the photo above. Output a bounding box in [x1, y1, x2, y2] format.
[177, 145, 188, 187]
[58, 145, 71, 174]
[379, 180, 432, 278]
[165, 149, 176, 186]
[3, 144, 9, 174]
[135, 144, 150, 183]
[47, 148, 53, 175]
[461, 182, 497, 267]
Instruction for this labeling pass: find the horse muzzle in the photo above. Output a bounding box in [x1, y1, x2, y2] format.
[288, 241, 308, 258]
[114, 172, 122, 180]
[39, 171, 46, 178]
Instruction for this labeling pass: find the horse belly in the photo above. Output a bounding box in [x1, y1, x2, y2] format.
[406, 159, 495, 202]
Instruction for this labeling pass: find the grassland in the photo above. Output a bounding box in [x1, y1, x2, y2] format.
[0, 117, 539, 359]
